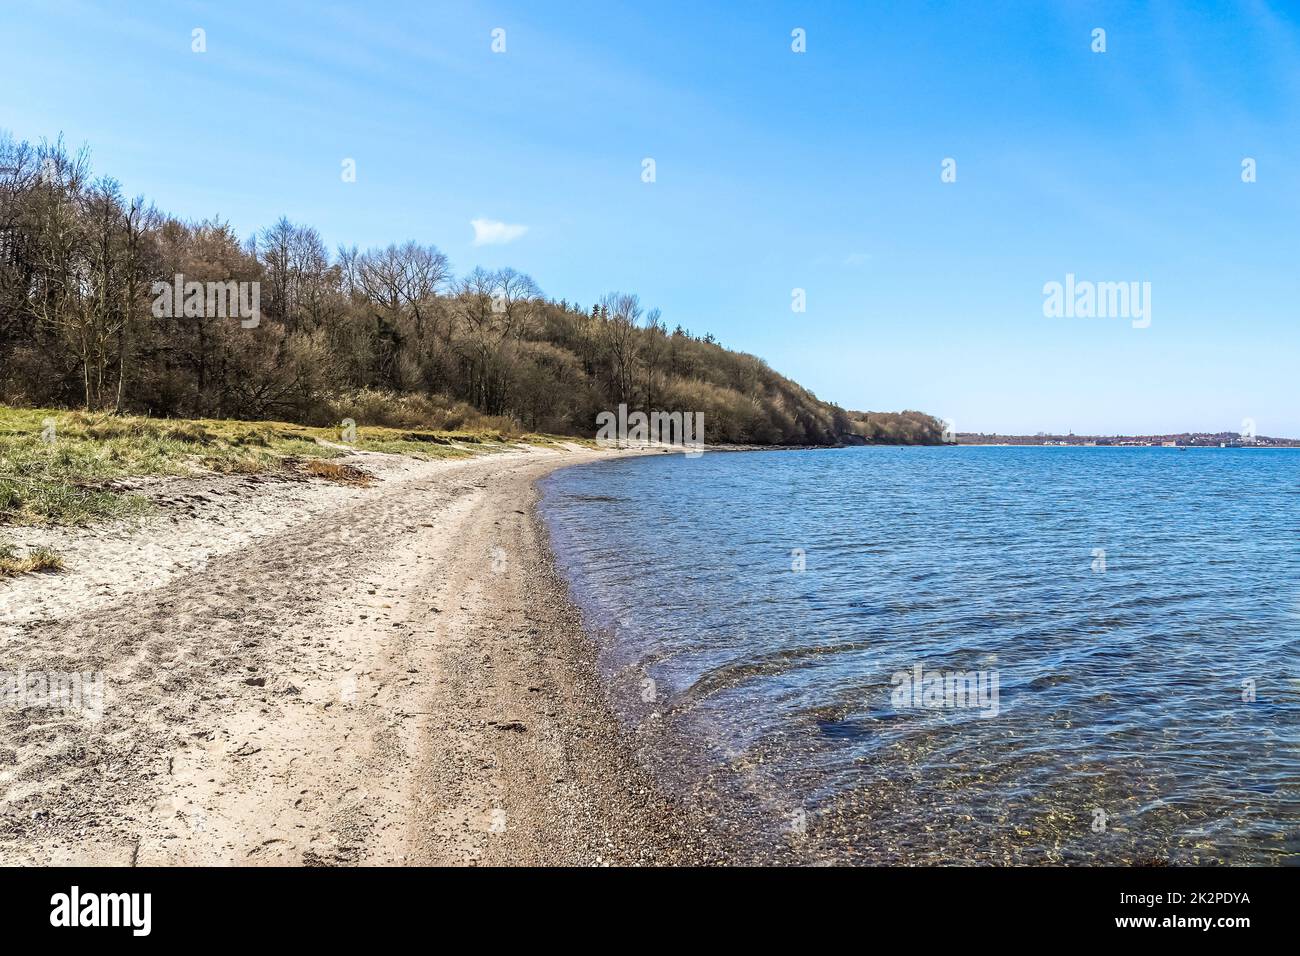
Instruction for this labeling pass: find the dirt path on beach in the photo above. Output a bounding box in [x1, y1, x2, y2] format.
[0, 444, 727, 866]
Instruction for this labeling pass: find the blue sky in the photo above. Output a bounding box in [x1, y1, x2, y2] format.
[4, 0, 1299, 435]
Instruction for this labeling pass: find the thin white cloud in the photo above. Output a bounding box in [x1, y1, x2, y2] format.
[471, 217, 528, 245]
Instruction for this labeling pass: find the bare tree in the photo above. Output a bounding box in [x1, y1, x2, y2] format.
[642, 306, 666, 410]
[114, 194, 158, 411]
[600, 291, 642, 407]
[355, 241, 450, 339]
[451, 267, 540, 413]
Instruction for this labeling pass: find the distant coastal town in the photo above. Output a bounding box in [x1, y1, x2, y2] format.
[957, 432, 1300, 448]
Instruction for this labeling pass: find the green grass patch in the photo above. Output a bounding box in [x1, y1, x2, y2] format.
[0, 406, 578, 527]
[349, 427, 538, 459]
[525, 433, 598, 448]
[0, 407, 351, 525]
[349, 438, 475, 459]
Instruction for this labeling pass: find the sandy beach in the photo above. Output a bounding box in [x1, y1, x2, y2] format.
[0, 443, 731, 866]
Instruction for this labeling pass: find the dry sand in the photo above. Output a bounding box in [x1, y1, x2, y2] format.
[0, 443, 732, 866]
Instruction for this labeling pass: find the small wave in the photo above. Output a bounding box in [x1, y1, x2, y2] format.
[539, 445, 1300, 864]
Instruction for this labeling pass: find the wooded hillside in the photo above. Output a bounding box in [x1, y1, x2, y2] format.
[0, 133, 944, 445]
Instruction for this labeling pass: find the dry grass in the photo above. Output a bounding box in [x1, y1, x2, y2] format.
[0, 405, 571, 527]
[0, 543, 65, 577]
[295, 458, 374, 486]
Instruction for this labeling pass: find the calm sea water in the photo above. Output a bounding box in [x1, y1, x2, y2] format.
[539, 446, 1300, 864]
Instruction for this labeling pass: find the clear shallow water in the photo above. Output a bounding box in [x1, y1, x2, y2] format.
[539, 447, 1300, 864]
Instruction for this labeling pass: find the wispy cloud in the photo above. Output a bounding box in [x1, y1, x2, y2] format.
[471, 218, 528, 245]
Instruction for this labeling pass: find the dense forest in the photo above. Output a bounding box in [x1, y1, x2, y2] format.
[0, 133, 945, 445]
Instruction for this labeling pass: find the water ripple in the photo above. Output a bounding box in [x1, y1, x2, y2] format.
[540, 447, 1300, 864]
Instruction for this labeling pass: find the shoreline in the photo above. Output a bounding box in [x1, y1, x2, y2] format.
[478, 456, 736, 865]
[0, 443, 734, 865]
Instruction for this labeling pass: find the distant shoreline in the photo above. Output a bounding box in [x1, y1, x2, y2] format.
[955, 441, 1300, 448]
[955, 430, 1300, 448]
